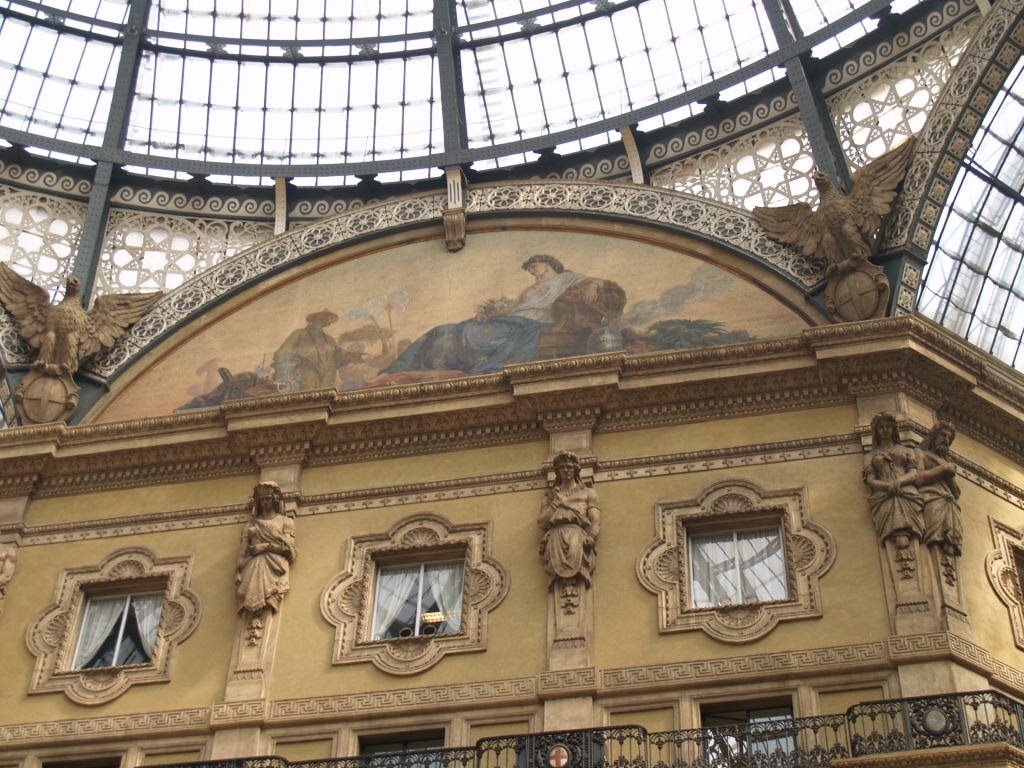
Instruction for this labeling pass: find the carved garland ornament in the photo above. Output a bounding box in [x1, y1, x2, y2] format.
[25, 547, 201, 705]
[985, 517, 1024, 652]
[320, 513, 508, 675]
[636, 480, 835, 643]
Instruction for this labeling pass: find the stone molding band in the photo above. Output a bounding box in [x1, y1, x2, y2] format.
[0, 632, 1018, 748]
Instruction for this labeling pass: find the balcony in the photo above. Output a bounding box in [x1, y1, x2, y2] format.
[159, 691, 1024, 768]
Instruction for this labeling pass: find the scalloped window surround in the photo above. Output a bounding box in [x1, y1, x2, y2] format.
[321, 514, 509, 675]
[26, 547, 201, 705]
[637, 481, 835, 643]
[985, 518, 1024, 650]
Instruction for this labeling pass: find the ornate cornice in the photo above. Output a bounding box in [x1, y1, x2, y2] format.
[0, 317, 1023, 499]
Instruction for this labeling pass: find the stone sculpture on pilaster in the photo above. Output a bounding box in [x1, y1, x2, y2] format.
[538, 450, 599, 669]
[0, 541, 16, 615]
[863, 412, 924, 582]
[236, 480, 297, 643]
[915, 421, 970, 627]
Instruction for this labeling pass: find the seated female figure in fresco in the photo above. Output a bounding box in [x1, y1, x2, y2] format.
[378, 255, 626, 378]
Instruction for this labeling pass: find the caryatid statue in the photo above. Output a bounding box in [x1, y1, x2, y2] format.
[863, 413, 924, 579]
[915, 421, 964, 588]
[538, 451, 601, 589]
[236, 481, 297, 621]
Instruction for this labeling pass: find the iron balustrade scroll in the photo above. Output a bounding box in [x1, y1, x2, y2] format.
[476, 727, 646, 768]
[847, 689, 1024, 756]
[648, 715, 848, 768]
[145, 692, 1024, 768]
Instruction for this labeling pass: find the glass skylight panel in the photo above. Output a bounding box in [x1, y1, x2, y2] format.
[127, 47, 440, 166]
[785, 0, 898, 37]
[461, 0, 776, 153]
[149, 0, 434, 43]
[1, 0, 128, 27]
[0, 14, 116, 145]
[921, 57, 1024, 369]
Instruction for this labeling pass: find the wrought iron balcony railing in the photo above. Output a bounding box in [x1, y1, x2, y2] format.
[155, 690, 1024, 768]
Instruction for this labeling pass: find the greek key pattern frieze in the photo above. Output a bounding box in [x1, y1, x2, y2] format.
[272, 677, 537, 721]
[0, 708, 209, 748]
[602, 642, 888, 690]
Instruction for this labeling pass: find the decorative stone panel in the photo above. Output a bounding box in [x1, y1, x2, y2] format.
[320, 513, 508, 675]
[986, 517, 1024, 651]
[636, 480, 835, 643]
[25, 547, 201, 705]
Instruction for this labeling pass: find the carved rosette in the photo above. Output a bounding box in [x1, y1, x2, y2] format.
[25, 547, 201, 705]
[636, 480, 835, 643]
[320, 514, 509, 675]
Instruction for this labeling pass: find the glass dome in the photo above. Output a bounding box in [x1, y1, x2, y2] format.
[0, 0, 1021, 395]
[0, 0, 915, 183]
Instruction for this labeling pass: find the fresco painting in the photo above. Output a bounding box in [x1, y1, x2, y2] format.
[96, 232, 811, 422]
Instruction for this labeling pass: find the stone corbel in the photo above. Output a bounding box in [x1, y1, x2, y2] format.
[443, 167, 467, 252]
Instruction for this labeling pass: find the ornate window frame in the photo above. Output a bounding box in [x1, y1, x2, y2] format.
[26, 547, 201, 705]
[985, 517, 1024, 650]
[637, 480, 835, 643]
[321, 513, 509, 675]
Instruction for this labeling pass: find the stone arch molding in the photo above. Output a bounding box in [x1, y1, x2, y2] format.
[0, 181, 822, 380]
[321, 513, 509, 675]
[636, 479, 836, 643]
[881, 0, 1024, 254]
[25, 546, 201, 705]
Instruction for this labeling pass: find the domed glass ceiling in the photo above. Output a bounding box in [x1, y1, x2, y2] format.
[0, 0, 918, 184]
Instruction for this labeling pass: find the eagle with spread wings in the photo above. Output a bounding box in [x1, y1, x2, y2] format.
[0, 264, 161, 376]
[753, 139, 915, 276]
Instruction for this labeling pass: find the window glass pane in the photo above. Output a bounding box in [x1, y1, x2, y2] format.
[736, 528, 787, 603]
[373, 565, 421, 639]
[372, 562, 465, 640]
[690, 527, 786, 608]
[690, 531, 739, 608]
[74, 593, 162, 668]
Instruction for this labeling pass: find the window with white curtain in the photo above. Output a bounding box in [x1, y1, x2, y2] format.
[371, 562, 464, 640]
[72, 593, 164, 669]
[689, 527, 788, 608]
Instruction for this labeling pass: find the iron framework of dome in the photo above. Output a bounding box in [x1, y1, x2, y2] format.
[0, 0, 1020, 412]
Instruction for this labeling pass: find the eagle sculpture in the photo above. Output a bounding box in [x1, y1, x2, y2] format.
[0, 264, 161, 376]
[753, 139, 915, 276]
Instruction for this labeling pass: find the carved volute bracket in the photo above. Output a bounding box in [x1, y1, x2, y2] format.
[443, 167, 467, 251]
